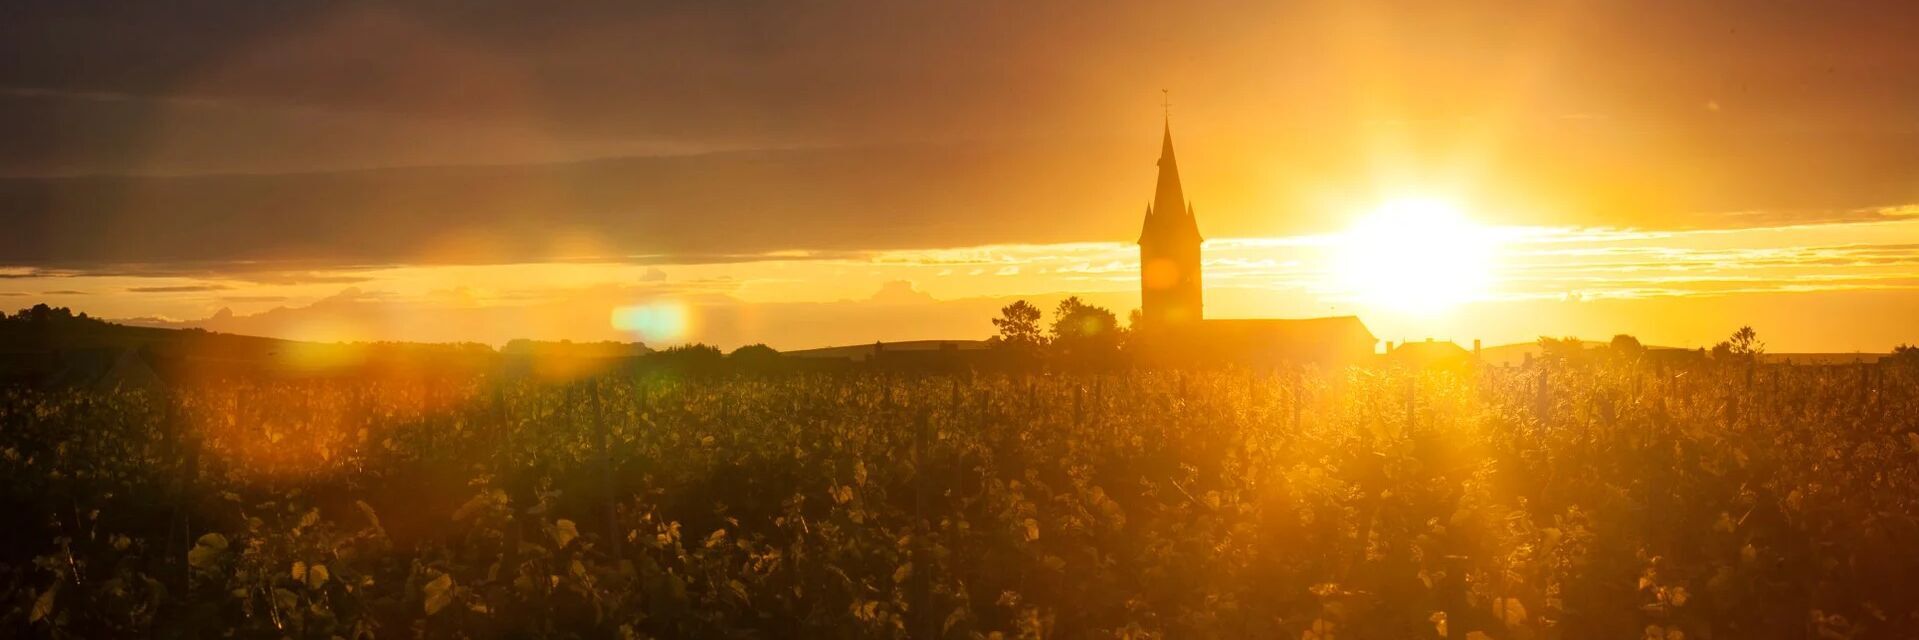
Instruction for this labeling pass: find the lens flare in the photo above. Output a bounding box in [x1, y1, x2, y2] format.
[611, 302, 689, 342]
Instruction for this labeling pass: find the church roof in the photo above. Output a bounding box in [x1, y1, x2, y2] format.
[1139, 119, 1203, 246]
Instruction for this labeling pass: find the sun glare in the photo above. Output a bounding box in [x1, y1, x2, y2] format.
[1333, 197, 1498, 314]
[611, 302, 690, 342]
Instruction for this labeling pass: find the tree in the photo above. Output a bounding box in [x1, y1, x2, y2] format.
[648, 343, 725, 373]
[1712, 326, 1764, 362]
[990, 300, 1044, 350]
[1728, 326, 1764, 355]
[1049, 297, 1121, 364]
[1890, 343, 1919, 367]
[1536, 336, 1587, 364]
[1609, 334, 1646, 363]
[728, 344, 783, 371]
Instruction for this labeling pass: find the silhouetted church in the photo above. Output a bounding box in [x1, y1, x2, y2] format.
[1134, 118, 1378, 365]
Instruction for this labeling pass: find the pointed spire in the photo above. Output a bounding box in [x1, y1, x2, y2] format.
[1139, 94, 1202, 245]
[1154, 119, 1184, 215]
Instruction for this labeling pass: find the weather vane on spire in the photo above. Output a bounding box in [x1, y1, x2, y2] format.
[1161, 89, 1171, 120]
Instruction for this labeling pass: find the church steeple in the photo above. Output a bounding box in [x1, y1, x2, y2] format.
[1137, 108, 1204, 328]
[1139, 118, 1202, 246]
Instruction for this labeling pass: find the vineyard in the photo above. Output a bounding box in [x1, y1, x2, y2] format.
[2, 362, 1917, 638]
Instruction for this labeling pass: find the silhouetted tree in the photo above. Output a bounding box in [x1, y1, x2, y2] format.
[728, 343, 783, 373]
[648, 343, 725, 374]
[1608, 334, 1646, 364]
[1712, 326, 1764, 363]
[1536, 336, 1588, 365]
[4, 304, 95, 326]
[1889, 343, 1918, 367]
[990, 300, 1044, 351]
[1050, 297, 1121, 365]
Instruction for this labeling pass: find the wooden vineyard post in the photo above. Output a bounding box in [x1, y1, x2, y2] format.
[910, 408, 935, 638]
[1535, 368, 1551, 424]
[1074, 384, 1084, 427]
[1026, 379, 1037, 417]
[1406, 374, 1417, 432]
[164, 389, 199, 596]
[1097, 375, 1113, 415]
[1859, 362, 1870, 404]
[1291, 370, 1303, 431]
[497, 383, 525, 572]
[591, 380, 619, 552]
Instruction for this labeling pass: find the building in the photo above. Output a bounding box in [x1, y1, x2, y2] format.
[1134, 116, 1377, 365]
[1138, 120, 1205, 329]
[1384, 338, 1474, 368]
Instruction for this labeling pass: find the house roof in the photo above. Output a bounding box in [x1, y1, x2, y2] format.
[1389, 340, 1472, 361]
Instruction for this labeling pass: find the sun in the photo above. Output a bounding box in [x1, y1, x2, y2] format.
[1332, 197, 1498, 314]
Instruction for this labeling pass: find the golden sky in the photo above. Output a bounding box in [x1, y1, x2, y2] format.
[11, 211, 1919, 352]
[3, 1, 1916, 351]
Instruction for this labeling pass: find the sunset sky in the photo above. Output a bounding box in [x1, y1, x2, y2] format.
[4, 1, 1917, 352]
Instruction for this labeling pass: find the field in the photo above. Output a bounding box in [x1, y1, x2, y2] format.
[2, 362, 1916, 638]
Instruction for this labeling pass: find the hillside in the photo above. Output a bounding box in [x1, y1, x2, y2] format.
[783, 339, 990, 361]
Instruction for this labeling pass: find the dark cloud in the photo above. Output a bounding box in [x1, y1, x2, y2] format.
[6, 142, 1916, 272]
[126, 284, 232, 293]
[4, 1, 1913, 171]
[2, 1, 1915, 267]
[0, 143, 1145, 267]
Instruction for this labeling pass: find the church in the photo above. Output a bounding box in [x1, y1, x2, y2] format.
[1132, 118, 1379, 365]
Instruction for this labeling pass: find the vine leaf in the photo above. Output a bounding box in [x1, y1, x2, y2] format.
[29, 585, 56, 623]
[1494, 597, 1528, 628]
[424, 574, 455, 615]
[187, 533, 228, 569]
[309, 564, 331, 588]
[552, 519, 580, 548]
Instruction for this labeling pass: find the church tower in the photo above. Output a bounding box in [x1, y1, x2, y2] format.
[1138, 117, 1203, 329]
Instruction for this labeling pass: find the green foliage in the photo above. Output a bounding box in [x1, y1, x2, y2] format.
[0, 362, 1916, 637]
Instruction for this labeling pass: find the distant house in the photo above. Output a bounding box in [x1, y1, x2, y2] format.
[1385, 339, 1474, 368]
[1131, 117, 1377, 365]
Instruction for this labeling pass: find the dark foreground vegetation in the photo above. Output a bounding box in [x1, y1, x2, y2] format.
[2, 359, 1918, 638]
